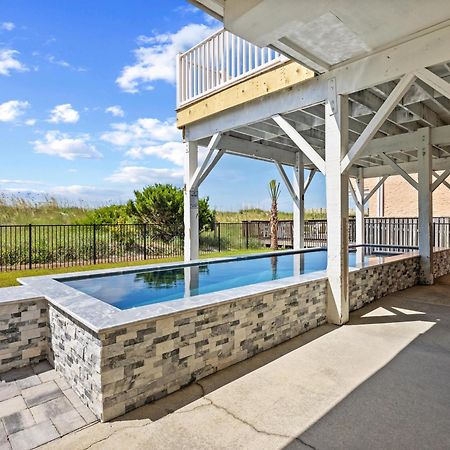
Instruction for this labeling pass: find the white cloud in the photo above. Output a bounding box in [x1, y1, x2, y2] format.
[32, 131, 101, 160]
[101, 117, 180, 146]
[48, 103, 80, 123]
[106, 166, 183, 184]
[0, 100, 29, 122]
[126, 141, 186, 166]
[1, 22, 15, 31]
[116, 23, 218, 93]
[25, 118, 37, 126]
[46, 55, 87, 72]
[0, 49, 28, 76]
[105, 105, 124, 117]
[101, 117, 185, 166]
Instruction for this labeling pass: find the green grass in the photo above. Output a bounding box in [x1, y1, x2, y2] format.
[0, 248, 270, 288]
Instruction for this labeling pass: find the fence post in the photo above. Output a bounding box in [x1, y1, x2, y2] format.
[28, 224, 32, 269]
[93, 224, 97, 264]
[218, 222, 221, 252]
[246, 221, 249, 249]
[143, 223, 147, 260]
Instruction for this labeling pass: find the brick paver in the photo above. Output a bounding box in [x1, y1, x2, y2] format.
[0, 363, 98, 450]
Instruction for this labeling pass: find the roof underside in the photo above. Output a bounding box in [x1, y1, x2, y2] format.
[191, 0, 450, 73]
[196, 62, 450, 176]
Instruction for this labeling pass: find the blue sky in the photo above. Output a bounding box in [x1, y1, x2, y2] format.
[0, 0, 326, 212]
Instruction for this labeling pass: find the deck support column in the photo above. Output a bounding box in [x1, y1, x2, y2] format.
[184, 141, 199, 261]
[293, 152, 305, 250]
[325, 88, 350, 325]
[355, 169, 365, 264]
[418, 128, 434, 284]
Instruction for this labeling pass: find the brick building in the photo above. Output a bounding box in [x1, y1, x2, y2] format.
[366, 173, 450, 217]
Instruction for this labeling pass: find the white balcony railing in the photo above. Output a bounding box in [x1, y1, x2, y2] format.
[177, 29, 287, 107]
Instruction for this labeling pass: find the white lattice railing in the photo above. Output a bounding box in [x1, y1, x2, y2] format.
[177, 28, 287, 107]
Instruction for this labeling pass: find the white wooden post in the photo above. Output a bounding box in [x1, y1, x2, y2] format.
[355, 169, 365, 264]
[293, 152, 305, 249]
[184, 141, 199, 261]
[417, 128, 434, 284]
[325, 82, 350, 325]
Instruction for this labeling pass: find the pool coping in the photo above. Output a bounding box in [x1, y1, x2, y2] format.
[13, 247, 425, 333]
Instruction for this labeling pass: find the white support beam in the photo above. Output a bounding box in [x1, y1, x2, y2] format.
[341, 73, 417, 173]
[415, 68, 450, 100]
[189, 132, 221, 190]
[272, 114, 326, 174]
[325, 90, 349, 326]
[293, 153, 305, 250]
[363, 176, 389, 205]
[363, 156, 450, 178]
[348, 180, 360, 208]
[380, 153, 419, 190]
[433, 170, 450, 191]
[275, 162, 299, 204]
[355, 170, 365, 264]
[304, 169, 316, 193]
[184, 141, 199, 261]
[417, 129, 434, 285]
[432, 168, 450, 192]
[197, 149, 225, 187]
[218, 135, 298, 166]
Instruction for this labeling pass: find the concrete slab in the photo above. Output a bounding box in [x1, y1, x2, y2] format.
[40, 274, 450, 450]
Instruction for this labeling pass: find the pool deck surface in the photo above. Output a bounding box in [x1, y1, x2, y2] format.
[7, 275, 450, 449]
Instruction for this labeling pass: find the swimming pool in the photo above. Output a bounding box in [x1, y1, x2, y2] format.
[62, 249, 379, 310]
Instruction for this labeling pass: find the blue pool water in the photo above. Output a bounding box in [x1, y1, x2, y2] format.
[62, 250, 369, 310]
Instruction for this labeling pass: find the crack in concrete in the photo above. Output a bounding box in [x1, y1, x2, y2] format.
[83, 423, 150, 450]
[295, 436, 317, 449]
[204, 396, 292, 441]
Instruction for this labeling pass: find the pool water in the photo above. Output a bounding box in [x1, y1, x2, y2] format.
[62, 250, 367, 310]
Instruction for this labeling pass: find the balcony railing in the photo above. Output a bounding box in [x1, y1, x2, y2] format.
[177, 28, 287, 107]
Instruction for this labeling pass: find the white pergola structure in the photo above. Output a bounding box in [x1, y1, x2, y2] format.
[182, 0, 450, 325]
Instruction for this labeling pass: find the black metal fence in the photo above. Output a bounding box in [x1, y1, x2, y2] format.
[1, 218, 449, 271]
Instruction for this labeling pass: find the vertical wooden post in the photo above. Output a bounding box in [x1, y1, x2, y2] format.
[184, 141, 199, 261]
[293, 152, 305, 249]
[325, 80, 350, 325]
[418, 128, 434, 284]
[355, 169, 365, 264]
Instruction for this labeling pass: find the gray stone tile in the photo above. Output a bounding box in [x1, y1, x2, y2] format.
[74, 403, 97, 424]
[2, 410, 35, 435]
[0, 397, 27, 419]
[0, 368, 34, 384]
[21, 381, 62, 408]
[0, 383, 19, 403]
[29, 396, 74, 424]
[54, 377, 69, 391]
[52, 409, 86, 436]
[15, 376, 40, 391]
[62, 388, 82, 409]
[8, 420, 59, 450]
[0, 421, 11, 450]
[31, 361, 52, 376]
[37, 370, 58, 384]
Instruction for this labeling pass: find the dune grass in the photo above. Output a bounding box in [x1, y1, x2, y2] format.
[0, 248, 270, 288]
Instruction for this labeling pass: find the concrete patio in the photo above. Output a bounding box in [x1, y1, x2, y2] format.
[30, 274, 450, 450]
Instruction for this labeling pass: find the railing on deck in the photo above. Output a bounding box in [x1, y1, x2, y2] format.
[177, 28, 287, 106]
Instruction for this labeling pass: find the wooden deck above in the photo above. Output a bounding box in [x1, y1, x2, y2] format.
[177, 60, 314, 129]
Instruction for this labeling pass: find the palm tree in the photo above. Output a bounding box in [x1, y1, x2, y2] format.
[268, 180, 281, 250]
